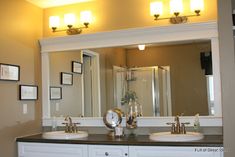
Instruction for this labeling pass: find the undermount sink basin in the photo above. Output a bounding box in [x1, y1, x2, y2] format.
[149, 132, 204, 142]
[42, 131, 88, 139]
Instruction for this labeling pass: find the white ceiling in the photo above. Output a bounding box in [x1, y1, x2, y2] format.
[26, 0, 93, 8]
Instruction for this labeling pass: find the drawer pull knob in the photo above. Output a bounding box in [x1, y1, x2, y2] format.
[105, 152, 109, 156]
[125, 153, 128, 156]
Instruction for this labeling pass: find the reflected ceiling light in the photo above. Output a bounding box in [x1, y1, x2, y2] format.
[49, 11, 92, 35]
[138, 45, 145, 51]
[151, 0, 204, 24]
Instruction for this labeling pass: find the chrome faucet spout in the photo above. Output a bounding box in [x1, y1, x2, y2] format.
[63, 116, 73, 133]
[65, 115, 73, 126]
[174, 115, 181, 134]
[166, 116, 190, 134]
[63, 116, 80, 133]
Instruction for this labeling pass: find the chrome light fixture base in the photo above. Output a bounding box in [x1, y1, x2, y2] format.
[52, 23, 89, 35]
[170, 16, 188, 24]
[154, 10, 201, 24]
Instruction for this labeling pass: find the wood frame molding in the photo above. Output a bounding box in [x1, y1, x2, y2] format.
[40, 21, 222, 127]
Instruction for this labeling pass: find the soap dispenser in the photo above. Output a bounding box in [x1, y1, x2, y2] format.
[193, 113, 200, 132]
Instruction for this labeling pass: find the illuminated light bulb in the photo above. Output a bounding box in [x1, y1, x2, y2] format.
[64, 13, 76, 26]
[80, 11, 92, 24]
[49, 16, 60, 28]
[138, 45, 145, 51]
[190, 0, 204, 12]
[150, 2, 163, 16]
[170, 0, 183, 15]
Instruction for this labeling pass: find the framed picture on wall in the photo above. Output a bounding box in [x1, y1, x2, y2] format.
[0, 63, 20, 81]
[61, 72, 73, 85]
[50, 87, 62, 100]
[72, 61, 82, 74]
[19, 85, 38, 100]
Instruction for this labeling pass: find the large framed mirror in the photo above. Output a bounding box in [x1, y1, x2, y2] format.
[40, 21, 222, 127]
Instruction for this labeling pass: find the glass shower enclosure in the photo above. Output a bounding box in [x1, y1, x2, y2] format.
[113, 66, 172, 117]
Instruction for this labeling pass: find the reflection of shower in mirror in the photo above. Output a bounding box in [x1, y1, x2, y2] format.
[113, 66, 172, 117]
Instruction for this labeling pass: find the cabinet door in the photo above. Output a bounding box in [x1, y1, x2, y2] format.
[18, 142, 88, 157]
[129, 146, 222, 157]
[88, 145, 129, 157]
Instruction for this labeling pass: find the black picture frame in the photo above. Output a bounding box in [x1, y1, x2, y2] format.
[61, 72, 73, 85]
[72, 61, 82, 74]
[19, 85, 38, 100]
[0, 63, 20, 81]
[50, 87, 62, 100]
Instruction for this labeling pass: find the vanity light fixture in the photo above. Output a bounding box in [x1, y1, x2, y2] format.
[49, 11, 92, 35]
[150, 0, 204, 24]
[138, 44, 146, 51]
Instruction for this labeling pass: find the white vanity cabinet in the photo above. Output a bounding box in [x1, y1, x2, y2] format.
[18, 142, 88, 157]
[129, 146, 223, 157]
[88, 145, 129, 157]
[18, 142, 223, 157]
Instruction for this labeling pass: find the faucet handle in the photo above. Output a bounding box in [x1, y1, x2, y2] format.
[181, 122, 190, 125]
[74, 122, 81, 125]
[166, 122, 176, 134]
[166, 122, 175, 125]
[62, 122, 69, 133]
[180, 122, 190, 134]
[72, 123, 81, 133]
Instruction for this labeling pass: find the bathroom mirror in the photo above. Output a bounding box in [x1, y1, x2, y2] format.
[41, 22, 222, 126]
[49, 40, 215, 117]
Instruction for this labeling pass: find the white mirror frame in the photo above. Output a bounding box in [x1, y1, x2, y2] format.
[40, 21, 222, 127]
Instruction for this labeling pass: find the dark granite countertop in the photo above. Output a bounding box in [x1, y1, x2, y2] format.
[16, 134, 223, 147]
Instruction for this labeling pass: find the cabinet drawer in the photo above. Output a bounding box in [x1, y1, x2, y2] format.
[18, 142, 88, 157]
[88, 145, 128, 157]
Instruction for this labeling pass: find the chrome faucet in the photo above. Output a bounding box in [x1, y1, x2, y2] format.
[62, 116, 80, 133]
[166, 115, 190, 134]
[65, 115, 73, 125]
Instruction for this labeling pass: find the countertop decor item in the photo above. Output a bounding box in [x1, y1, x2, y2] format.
[103, 108, 123, 136]
[126, 99, 138, 135]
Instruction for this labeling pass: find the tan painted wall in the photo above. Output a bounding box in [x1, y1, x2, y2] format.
[49, 51, 83, 117]
[43, 0, 217, 37]
[0, 0, 229, 156]
[92, 47, 126, 115]
[126, 42, 211, 116]
[0, 0, 42, 157]
[49, 48, 126, 117]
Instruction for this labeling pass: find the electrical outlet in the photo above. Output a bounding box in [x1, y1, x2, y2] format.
[23, 104, 28, 114]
